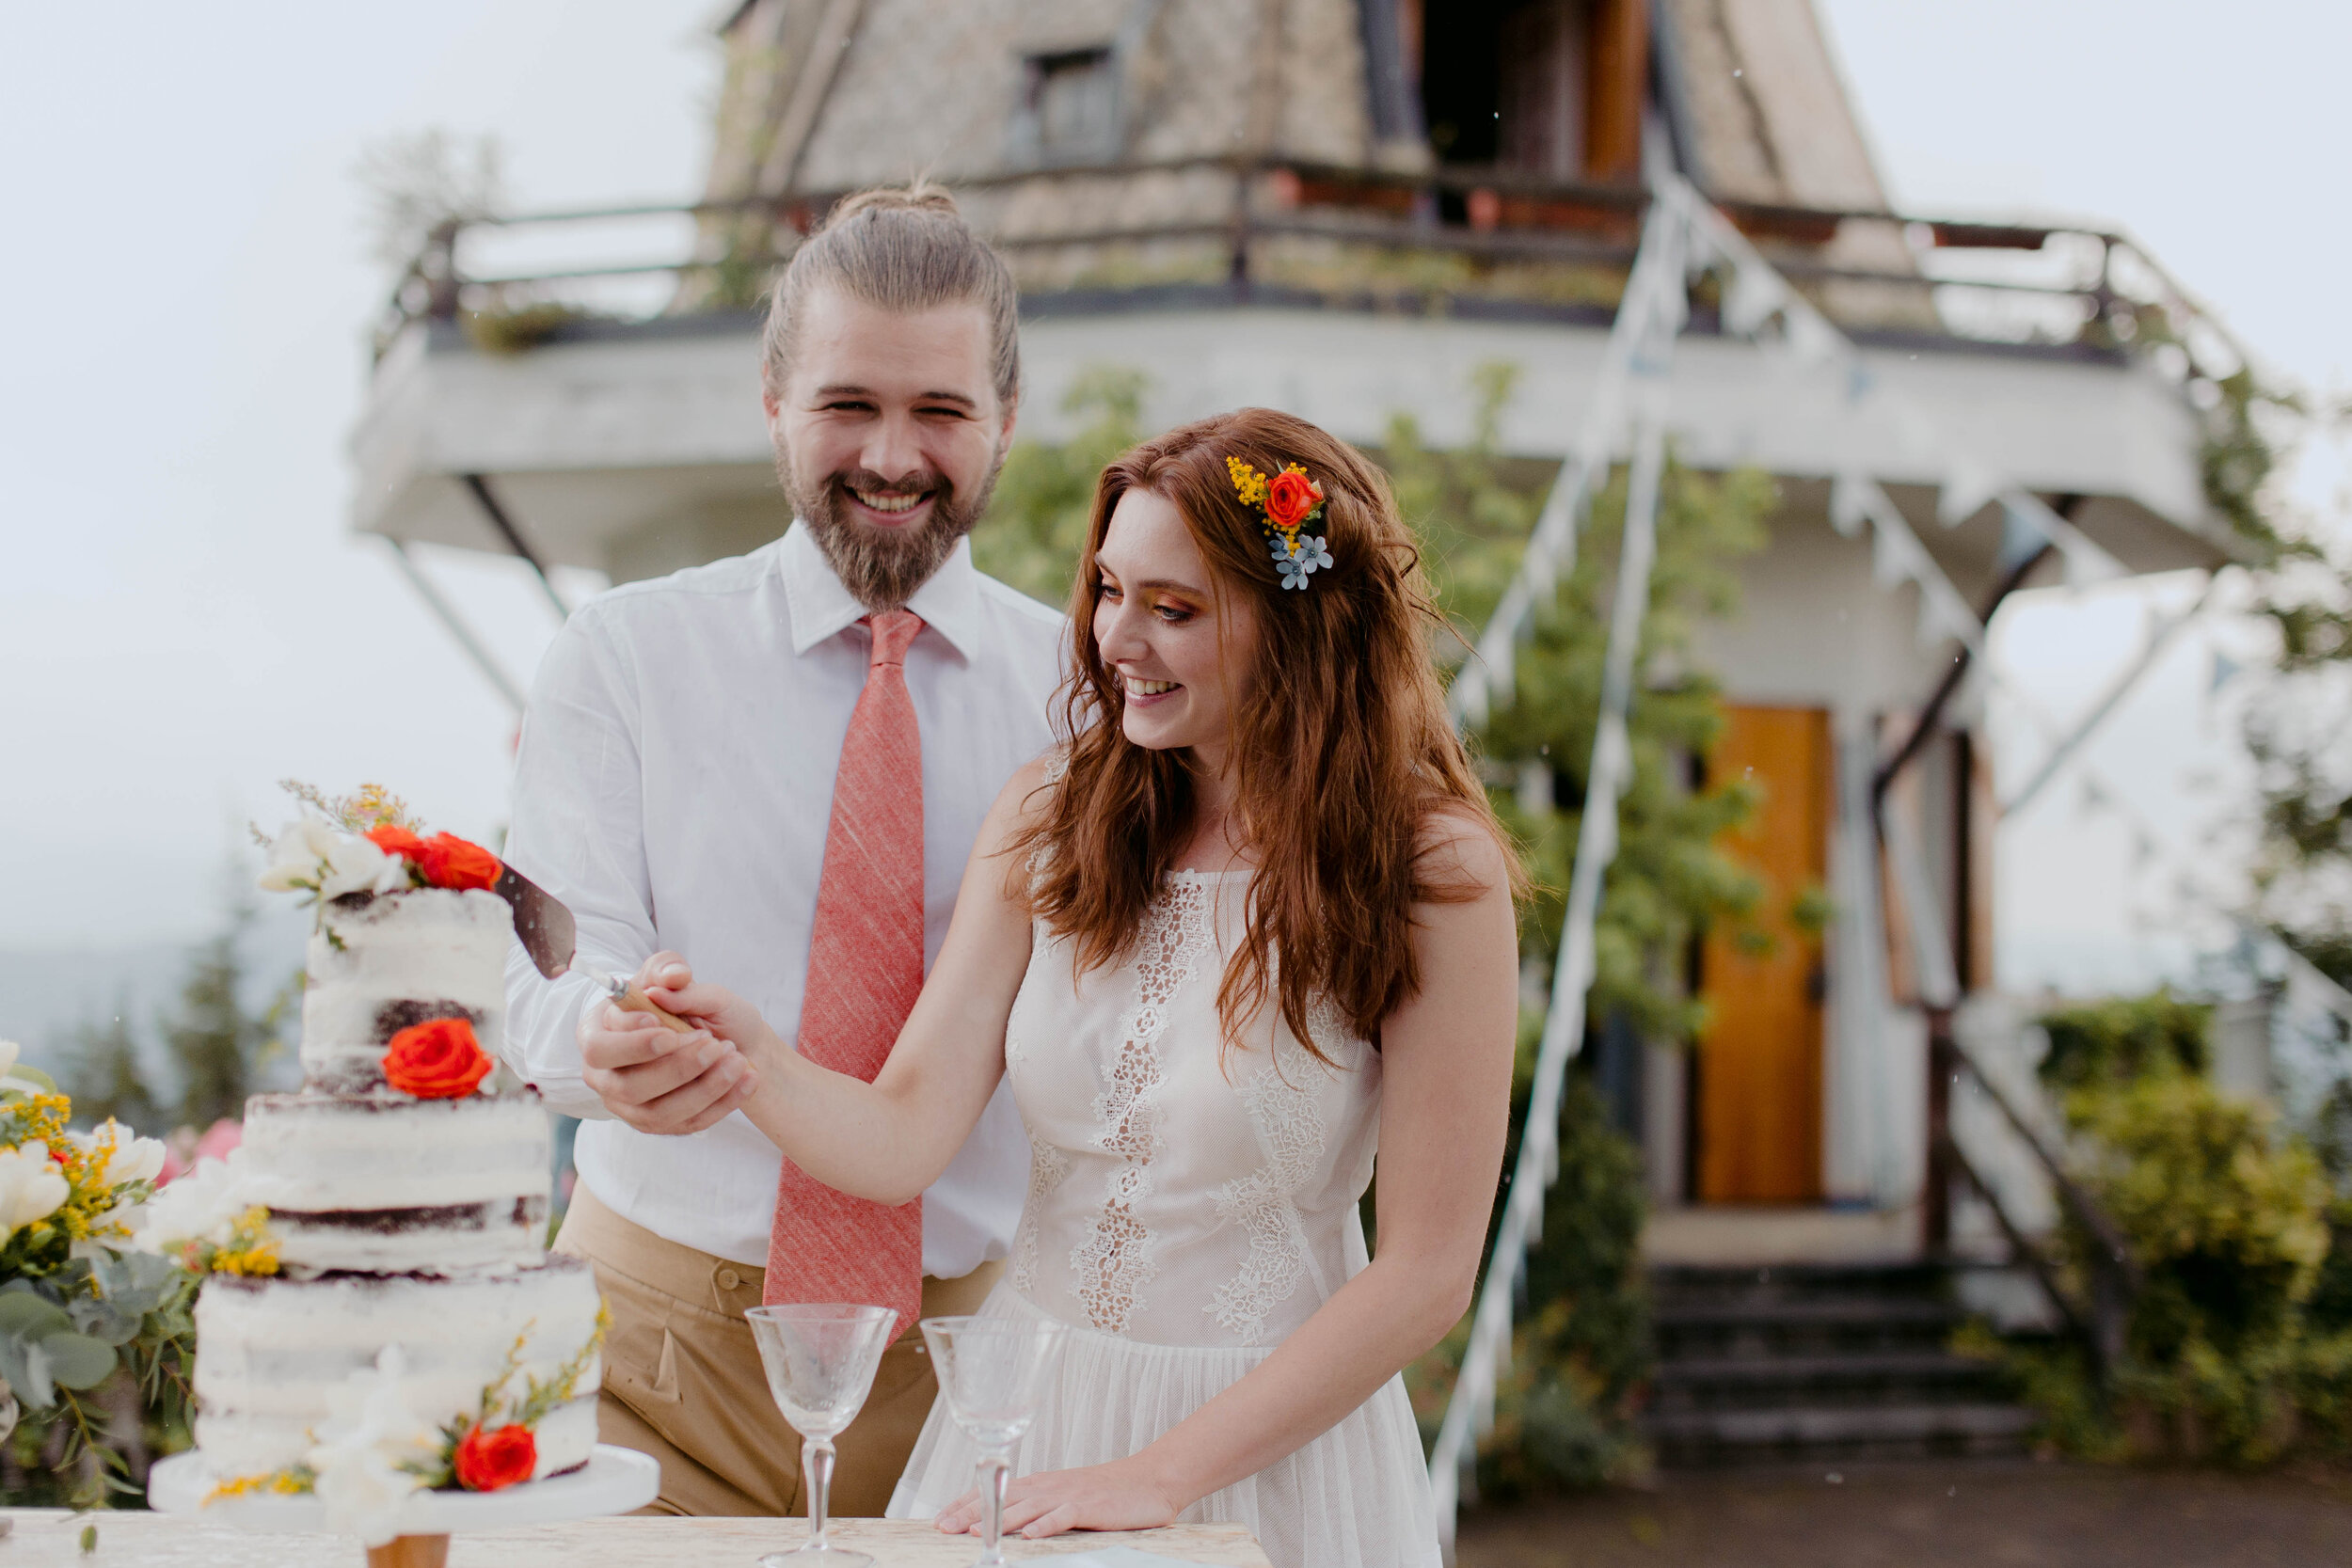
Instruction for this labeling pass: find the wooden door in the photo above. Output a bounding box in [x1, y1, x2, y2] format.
[1697, 705, 1831, 1203]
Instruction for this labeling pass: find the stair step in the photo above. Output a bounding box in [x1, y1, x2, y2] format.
[1649, 1262, 1951, 1298]
[1643, 1401, 2038, 1463]
[1650, 1353, 2006, 1412]
[1654, 1351, 1999, 1386]
[1654, 1298, 1963, 1332]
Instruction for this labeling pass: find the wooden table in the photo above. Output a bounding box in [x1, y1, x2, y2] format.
[0, 1511, 1272, 1566]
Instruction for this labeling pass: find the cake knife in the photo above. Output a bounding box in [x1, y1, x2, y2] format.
[491, 862, 697, 1035]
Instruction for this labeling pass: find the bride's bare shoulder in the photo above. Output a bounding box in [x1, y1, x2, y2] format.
[1412, 801, 1518, 906]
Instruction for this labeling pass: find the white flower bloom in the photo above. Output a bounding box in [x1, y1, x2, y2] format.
[0, 1039, 41, 1096]
[0, 1143, 71, 1234]
[319, 832, 407, 901]
[260, 818, 407, 901]
[136, 1152, 254, 1253]
[310, 1440, 422, 1547]
[258, 817, 340, 893]
[308, 1346, 436, 1546]
[68, 1120, 167, 1197]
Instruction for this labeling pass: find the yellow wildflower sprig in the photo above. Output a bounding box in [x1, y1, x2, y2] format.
[205, 1465, 316, 1504]
[279, 779, 419, 835]
[174, 1208, 281, 1277]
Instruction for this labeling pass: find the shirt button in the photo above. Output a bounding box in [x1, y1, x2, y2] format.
[717, 1268, 742, 1291]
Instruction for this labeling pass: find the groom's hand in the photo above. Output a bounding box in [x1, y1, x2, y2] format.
[578, 952, 759, 1135]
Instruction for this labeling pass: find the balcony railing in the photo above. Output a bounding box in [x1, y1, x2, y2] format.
[373, 155, 2248, 394]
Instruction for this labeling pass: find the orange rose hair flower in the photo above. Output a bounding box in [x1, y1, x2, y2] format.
[1225, 455, 1333, 590]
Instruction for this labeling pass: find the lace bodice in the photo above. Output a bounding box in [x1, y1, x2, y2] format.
[1003, 871, 1381, 1348]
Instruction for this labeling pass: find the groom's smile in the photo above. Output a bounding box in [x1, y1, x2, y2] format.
[762, 284, 1019, 611]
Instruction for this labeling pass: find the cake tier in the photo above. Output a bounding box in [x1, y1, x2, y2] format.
[194, 1258, 603, 1481]
[241, 1091, 553, 1275]
[303, 887, 511, 1093]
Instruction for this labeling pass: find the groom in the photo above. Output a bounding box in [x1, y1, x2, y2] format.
[500, 185, 1064, 1517]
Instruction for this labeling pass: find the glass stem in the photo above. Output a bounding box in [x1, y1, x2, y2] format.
[977, 1449, 1012, 1566]
[804, 1436, 835, 1550]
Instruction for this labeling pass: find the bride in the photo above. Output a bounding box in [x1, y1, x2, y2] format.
[657, 406, 1520, 1568]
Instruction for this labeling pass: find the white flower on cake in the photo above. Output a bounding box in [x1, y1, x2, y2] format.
[136, 1153, 255, 1253]
[258, 819, 407, 902]
[0, 1142, 70, 1237]
[306, 1345, 437, 1546]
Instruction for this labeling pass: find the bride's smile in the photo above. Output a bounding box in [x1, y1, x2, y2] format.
[1092, 486, 1261, 767]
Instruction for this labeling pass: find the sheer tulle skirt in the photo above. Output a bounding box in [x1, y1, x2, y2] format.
[886, 1284, 1440, 1568]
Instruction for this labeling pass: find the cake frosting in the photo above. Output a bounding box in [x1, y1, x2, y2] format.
[299, 888, 510, 1093]
[189, 863, 605, 1497]
[239, 1091, 552, 1275]
[194, 1259, 602, 1478]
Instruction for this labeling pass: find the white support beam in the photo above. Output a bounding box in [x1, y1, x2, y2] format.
[1429, 195, 1690, 1557]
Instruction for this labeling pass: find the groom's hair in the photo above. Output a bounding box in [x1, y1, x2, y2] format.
[759, 182, 1021, 408]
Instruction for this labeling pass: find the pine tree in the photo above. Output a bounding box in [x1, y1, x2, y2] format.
[65, 998, 160, 1132]
[163, 899, 263, 1131]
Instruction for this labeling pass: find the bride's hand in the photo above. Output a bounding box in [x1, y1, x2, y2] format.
[636, 953, 784, 1060]
[934, 1457, 1180, 1539]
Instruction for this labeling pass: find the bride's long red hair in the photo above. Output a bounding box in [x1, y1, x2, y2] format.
[1012, 407, 1518, 1061]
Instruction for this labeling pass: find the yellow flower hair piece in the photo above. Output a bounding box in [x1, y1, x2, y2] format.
[1225, 455, 1335, 591]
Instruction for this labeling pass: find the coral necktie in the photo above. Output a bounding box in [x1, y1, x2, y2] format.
[765, 609, 926, 1336]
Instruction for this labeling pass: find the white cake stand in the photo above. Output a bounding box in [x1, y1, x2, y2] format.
[149, 1443, 660, 1567]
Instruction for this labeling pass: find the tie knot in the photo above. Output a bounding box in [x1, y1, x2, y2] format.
[864, 610, 923, 669]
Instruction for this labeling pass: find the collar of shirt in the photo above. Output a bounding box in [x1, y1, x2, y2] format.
[777, 519, 984, 662]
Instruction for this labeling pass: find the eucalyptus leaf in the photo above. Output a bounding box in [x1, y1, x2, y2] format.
[0, 1334, 37, 1409]
[66, 1292, 142, 1348]
[40, 1331, 118, 1391]
[19, 1339, 55, 1406]
[0, 1291, 71, 1339]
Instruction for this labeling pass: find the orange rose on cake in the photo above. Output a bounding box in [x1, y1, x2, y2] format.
[416, 832, 501, 892]
[453, 1423, 537, 1491]
[381, 1018, 493, 1099]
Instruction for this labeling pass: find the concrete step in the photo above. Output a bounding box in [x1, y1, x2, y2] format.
[1650, 1261, 1953, 1303]
[1644, 1402, 2039, 1466]
[1650, 1352, 2006, 1413]
[1654, 1296, 1965, 1359]
[1654, 1298, 1963, 1328]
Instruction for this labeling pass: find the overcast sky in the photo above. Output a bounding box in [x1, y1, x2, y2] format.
[2, 2, 2346, 1007]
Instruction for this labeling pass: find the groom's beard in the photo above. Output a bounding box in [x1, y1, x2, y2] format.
[782, 452, 1002, 613]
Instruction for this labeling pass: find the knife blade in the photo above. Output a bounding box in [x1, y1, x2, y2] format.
[489, 862, 694, 1035]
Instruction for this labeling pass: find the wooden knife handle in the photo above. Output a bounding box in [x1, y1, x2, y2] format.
[613, 979, 697, 1035]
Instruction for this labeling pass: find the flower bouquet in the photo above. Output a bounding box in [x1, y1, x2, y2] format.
[0, 1039, 190, 1504]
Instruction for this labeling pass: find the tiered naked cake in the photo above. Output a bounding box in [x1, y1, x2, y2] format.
[181, 807, 603, 1495]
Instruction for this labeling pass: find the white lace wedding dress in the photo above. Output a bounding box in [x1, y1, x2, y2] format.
[888, 870, 1441, 1568]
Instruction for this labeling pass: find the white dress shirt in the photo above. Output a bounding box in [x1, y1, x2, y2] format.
[501, 523, 1067, 1275]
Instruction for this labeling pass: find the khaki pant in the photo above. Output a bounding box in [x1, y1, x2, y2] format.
[554, 1182, 1000, 1518]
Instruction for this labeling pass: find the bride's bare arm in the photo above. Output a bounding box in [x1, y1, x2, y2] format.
[645, 755, 1052, 1204]
[942, 813, 1519, 1539]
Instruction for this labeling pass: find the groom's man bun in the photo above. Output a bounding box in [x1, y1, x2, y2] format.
[760, 181, 1021, 409]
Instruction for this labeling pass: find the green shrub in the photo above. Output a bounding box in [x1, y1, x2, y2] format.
[2039, 989, 2211, 1093]
[2010, 997, 2352, 1465]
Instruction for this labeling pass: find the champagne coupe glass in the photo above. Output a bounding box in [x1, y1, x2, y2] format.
[744, 1304, 898, 1566]
[918, 1315, 1070, 1568]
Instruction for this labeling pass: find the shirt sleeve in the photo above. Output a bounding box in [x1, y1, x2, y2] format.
[501, 604, 653, 1121]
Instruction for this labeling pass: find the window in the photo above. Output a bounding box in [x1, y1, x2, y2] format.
[1020, 47, 1119, 165]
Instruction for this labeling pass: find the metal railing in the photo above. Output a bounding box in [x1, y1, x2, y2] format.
[372, 154, 2243, 382]
[1930, 1019, 2143, 1376]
